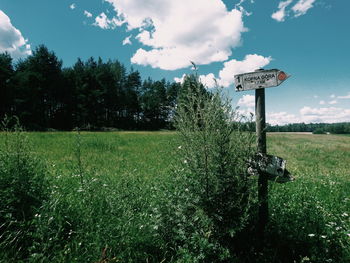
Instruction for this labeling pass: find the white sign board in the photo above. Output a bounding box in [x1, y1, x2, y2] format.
[234, 69, 290, 92]
[248, 154, 294, 183]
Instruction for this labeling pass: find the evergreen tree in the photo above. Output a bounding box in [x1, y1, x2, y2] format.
[0, 53, 14, 119]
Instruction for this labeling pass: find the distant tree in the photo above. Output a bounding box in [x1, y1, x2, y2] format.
[0, 53, 14, 119]
[140, 79, 163, 129]
[123, 70, 141, 128]
[12, 45, 63, 130]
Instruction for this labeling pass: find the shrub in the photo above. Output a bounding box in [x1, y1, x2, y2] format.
[154, 74, 256, 262]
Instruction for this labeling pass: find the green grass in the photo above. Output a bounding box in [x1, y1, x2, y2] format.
[0, 131, 349, 262]
[22, 131, 178, 178]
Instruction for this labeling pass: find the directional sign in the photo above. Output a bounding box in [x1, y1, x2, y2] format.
[234, 69, 290, 92]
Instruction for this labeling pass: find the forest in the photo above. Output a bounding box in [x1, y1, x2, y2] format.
[1, 45, 349, 133]
[0, 45, 181, 131]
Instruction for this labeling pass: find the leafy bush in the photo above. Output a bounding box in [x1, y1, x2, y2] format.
[153, 74, 256, 262]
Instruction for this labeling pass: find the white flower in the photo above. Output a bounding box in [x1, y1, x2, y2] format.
[308, 234, 315, 237]
[321, 235, 326, 239]
[178, 145, 182, 149]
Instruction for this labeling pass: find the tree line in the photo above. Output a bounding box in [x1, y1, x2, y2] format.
[237, 122, 350, 134]
[0, 45, 181, 130]
[1, 45, 349, 132]
[267, 122, 350, 134]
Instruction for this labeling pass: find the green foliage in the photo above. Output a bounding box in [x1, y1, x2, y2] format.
[267, 122, 350, 134]
[0, 117, 48, 260]
[312, 128, 325, 134]
[0, 46, 181, 131]
[0, 121, 349, 262]
[0, 53, 14, 120]
[153, 74, 256, 261]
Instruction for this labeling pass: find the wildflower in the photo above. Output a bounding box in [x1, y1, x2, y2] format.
[321, 235, 326, 239]
[342, 212, 348, 217]
[178, 145, 182, 149]
[308, 234, 315, 237]
[183, 159, 188, 164]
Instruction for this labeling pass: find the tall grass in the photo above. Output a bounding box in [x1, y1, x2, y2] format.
[0, 119, 349, 261]
[0, 117, 48, 261]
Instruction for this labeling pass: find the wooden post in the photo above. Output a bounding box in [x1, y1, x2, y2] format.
[255, 88, 268, 238]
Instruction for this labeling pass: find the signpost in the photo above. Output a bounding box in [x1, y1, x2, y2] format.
[234, 69, 289, 92]
[234, 68, 291, 240]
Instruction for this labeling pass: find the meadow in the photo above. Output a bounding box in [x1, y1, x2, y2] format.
[0, 131, 349, 262]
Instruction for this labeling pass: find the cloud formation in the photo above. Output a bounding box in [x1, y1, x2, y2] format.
[268, 106, 350, 125]
[218, 54, 272, 87]
[271, 0, 293, 22]
[0, 10, 32, 59]
[292, 0, 317, 17]
[337, 92, 350, 99]
[70, 3, 76, 10]
[174, 54, 272, 88]
[122, 35, 132, 45]
[84, 10, 93, 18]
[238, 94, 255, 108]
[105, 0, 247, 70]
[272, 0, 317, 22]
[299, 106, 350, 123]
[93, 12, 123, 29]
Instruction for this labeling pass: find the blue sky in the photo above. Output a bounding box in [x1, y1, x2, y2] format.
[1, 0, 349, 124]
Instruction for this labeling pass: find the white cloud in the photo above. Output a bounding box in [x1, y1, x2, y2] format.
[122, 35, 132, 45]
[235, 94, 255, 120]
[292, 0, 316, 17]
[199, 73, 217, 89]
[237, 107, 255, 119]
[105, 0, 247, 70]
[337, 92, 350, 99]
[328, 100, 337, 105]
[313, 95, 318, 99]
[330, 94, 336, 98]
[319, 100, 325, 105]
[299, 106, 350, 123]
[173, 73, 218, 89]
[84, 10, 93, 18]
[174, 54, 271, 88]
[267, 112, 299, 125]
[94, 12, 124, 29]
[272, 0, 317, 22]
[0, 10, 32, 59]
[238, 94, 255, 108]
[70, 3, 76, 10]
[268, 106, 350, 125]
[174, 74, 186, 84]
[218, 54, 272, 87]
[271, 0, 293, 22]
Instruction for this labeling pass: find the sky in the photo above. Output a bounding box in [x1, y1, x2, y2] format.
[0, 0, 349, 125]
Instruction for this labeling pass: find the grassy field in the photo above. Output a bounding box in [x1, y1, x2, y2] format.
[0, 131, 349, 262]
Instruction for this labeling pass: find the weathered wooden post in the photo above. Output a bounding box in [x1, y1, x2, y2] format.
[234, 69, 291, 239]
[255, 87, 268, 236]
